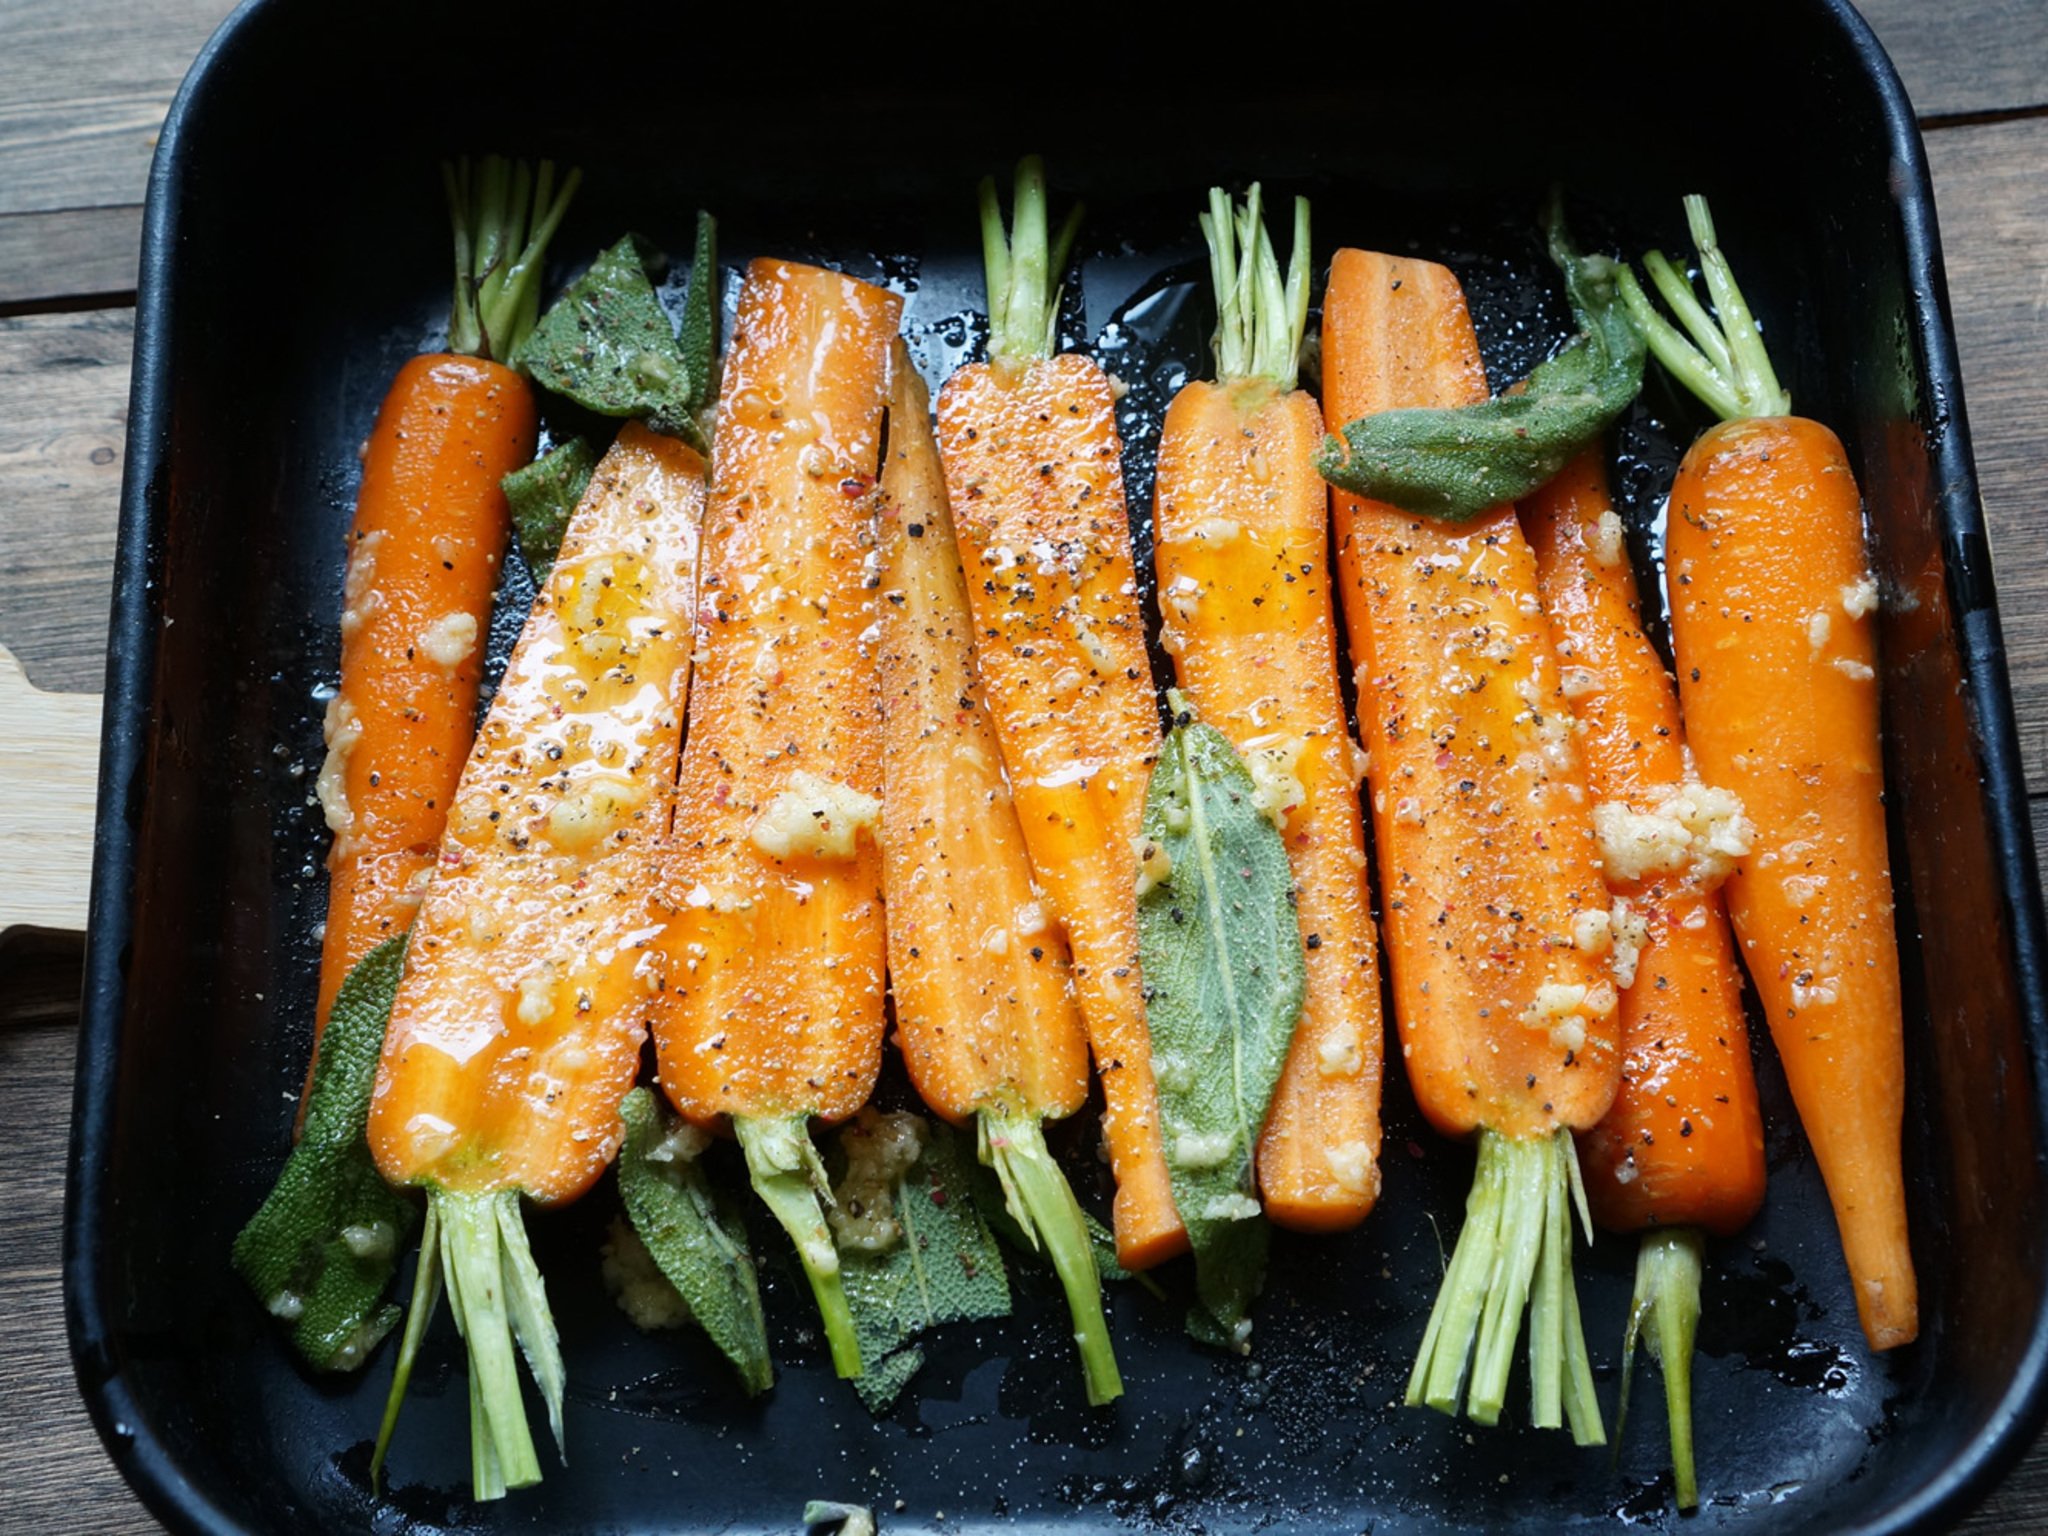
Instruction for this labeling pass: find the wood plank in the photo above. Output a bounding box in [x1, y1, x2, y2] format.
[0, 309, 130, 693]
[1923, 116, 2048, 791]
[1860, 0, 2048, 120]
[0, 0, 234, 301]
[0, 1022, 157, 1535]
[0, 207, 143, 308]
[0, 647, 100, 939]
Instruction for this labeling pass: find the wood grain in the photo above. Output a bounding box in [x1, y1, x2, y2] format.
[0, 1022, 157, 1535]
[1924, 116, 2048, 792]
[0, 309, 130, 692]
[1859, 0, 2048, 119]
[0, 647, 100, 938]
[0, 0, 233, 303]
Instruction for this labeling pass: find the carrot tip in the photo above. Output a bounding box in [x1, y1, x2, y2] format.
[1405, 1129, 1604, 1444]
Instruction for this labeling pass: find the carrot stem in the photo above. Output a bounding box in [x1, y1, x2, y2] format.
[1201, 185, 1310, 390]
[735, 1114, 863, 1378]
[1619, 1226, 1704, 1510]
[441, 154, 582, 363]
[1616, 194, 1788, 423]
[1408, 1129, 1604, 1443]
[370, 1196, 441, 1492]
[981, 1107, 1123, 1405]
[979, 155, 1083, 365]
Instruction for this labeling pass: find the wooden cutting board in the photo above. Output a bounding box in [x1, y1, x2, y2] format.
[0, 644, 100, 939]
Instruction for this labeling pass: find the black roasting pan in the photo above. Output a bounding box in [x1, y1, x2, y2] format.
[66, 2, 2048, 1530]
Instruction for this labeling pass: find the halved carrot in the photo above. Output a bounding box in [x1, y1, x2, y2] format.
[307, 156, 579, 1099]
[366, 421, 707, 1495]
[1152, 187, 1382, 1232]
[1525, 446, 1765, 1507]
[649, 258, 901, 1377]
[877, 339, 1117, 1402]
[1619, 195, 1914, 1351]
[935, 158, 1182, 1271]
[1322, 248, 1617, 1440]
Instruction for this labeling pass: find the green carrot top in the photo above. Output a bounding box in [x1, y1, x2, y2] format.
[1616, 193, 1790, 423]
[979, 156, 1084, 366]
[1201, 184, 1310, 393]
[443, 155, 582, 364]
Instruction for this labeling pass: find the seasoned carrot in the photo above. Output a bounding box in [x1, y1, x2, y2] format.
[306, 156, 579, 1101]
[1525, 447, 1766, 1507]
[877, 340, 1118, 1402]
[1619, 196, 1914, 1351]
[1322, 248, 1617, 1440]
[934, 158, 1182, 1271]
[1151, 187, 1382, 1232]
[649, 258, 901, 1377]
[367, 421, 707, 1495]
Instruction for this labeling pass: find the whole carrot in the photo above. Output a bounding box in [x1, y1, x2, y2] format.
[1618, 195, 1915, 1351]
[649, 258, 901, 1377]
[1152, 187, 1382, 1231]
[935, 158, 1182, 1271]
[877, 340, 1118, 1403]
[1322, 248, 1617, 1441]
[367, 421, 708, 1496]
[235, 157, 578, 1376]
[1525, 447, 1766, 1508]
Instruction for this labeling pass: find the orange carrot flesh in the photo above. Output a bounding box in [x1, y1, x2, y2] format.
[1525, 450, 1765, 1238]
[1323, 251, 1619, 1140]
[311, 353, 532, 1063]
[366, 420, 706, 1203]
[1667, 415, 1913, 1346]
[649, 259, 900, 1127]
[878, 349, 1091, 1126]
[936, 352, 1182, 1270]
[1153, 377, 1383, 1231]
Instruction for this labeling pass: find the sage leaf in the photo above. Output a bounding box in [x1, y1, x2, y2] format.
[1316, 195, 1645, 521]
[232, 934, 419, 1372]
[501, 435, 598, 584]
[1138, 707, 1306, 1349]
[515, 224, 718, 448]
[839, 1118, 1010, 1412]
[616, 1087, 773, 1396]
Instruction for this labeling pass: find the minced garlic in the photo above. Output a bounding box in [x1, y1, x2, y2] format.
[601, 1217, 693, 1331]
[316, 696, 363, 836]
[828, 1108, 926, 1253]
[1325, 1140, 1380, 1199]
[417, 610, 478, 668]
[1241, 733, 1307, 833]
[749, 770, 881, 861]
[1591, 782, 1752, 888]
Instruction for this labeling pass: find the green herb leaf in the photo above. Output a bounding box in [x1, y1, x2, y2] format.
[1137, 704, 1306, 1349]
[1315, 195, 1646, 520]
[840, 1119, 1010, 1412]
[501, 435, 598, 584]
[616, 1087, 773, 1395]
[515, 232, 710, 446]
[232, 934, 419, 1371]
[677, 211, 720, 436]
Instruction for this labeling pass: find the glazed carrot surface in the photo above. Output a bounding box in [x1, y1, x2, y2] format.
[1666, 415, 1912, 1346]
[1154, 380, 1383, 1232]
[650, 258, 900, 1126]
[936, 352, 1181, 1270]
[312, 354, 532, 1059]
[367, 421, 706, 1201]
[1525, 450, 1765, 1237]
[878, 349, 1091, 1126]
[1323, 250, 1619, 1140]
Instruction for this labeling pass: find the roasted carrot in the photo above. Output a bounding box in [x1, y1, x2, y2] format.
[1152, 187, 1383, 1232]
[1619, 196, 1915, 1351]
[934, 158, 1182, 1271]
[309, 155, 579, 1099]
[1525, 447, 1766, 1507]
[876, 339, 1118, 1402]
[366, 421, 708, 1495]
[649, 258, 901, 1377]
[1322, 248, 1618, 1440]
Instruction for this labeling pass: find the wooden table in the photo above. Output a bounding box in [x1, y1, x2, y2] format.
[5, 2, 2047, 1529]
